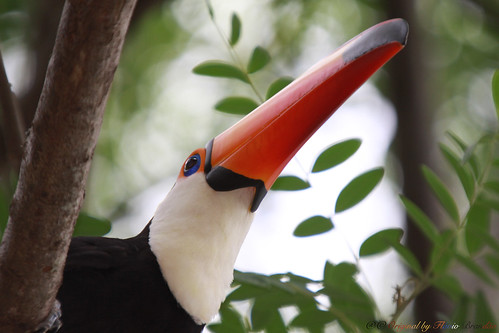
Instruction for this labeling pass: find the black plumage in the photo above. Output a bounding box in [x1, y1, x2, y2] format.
[56, 223, 204, 333]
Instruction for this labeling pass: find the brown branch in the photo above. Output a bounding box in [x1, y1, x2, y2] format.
[385, 0, 451, 320]
[0, 0, 137, 332]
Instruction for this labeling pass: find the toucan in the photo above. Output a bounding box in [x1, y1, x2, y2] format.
[54, 19, 408, 332]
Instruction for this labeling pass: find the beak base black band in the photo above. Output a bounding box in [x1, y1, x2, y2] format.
[205, 139, 267, 212]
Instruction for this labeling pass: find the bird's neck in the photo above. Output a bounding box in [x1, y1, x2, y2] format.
[149, 174, 254, 324]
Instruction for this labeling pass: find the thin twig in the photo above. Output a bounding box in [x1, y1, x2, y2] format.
[204, 1, 265, 103]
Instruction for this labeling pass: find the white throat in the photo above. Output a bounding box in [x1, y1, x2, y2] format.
[149, 173, 254, 324]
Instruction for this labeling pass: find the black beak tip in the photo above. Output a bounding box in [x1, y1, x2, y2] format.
[391, 18, 409, 46]
[343, 18, 409, 64]
[368, 18, 409, 47]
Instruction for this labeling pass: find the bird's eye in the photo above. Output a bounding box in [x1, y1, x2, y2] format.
[183, 154, 201, 176]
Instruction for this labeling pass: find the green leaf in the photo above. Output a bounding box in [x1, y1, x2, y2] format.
[260, 309, 287, 333]
[323, 261, 357, 284]
[206, 0, 214, 19]
[73, 213, 111, 237]
[250, 299, 271, 331]
[456, 254, 494, 286]
[447, 131, 468, 151]
[286, 272, 317, 286]
[447, 132, 480, 178]
[484, 181, 499, 195]
[231, 271, 315, 301]
[462, 141, 480, 169]
[289, 309, 336, 332]
[399, 196, 439, 243]
[233, 271, 273, 289]
[477, 194, 499, 211]
[322, 262, 374, 324]
[207, 324, 232, 333]
[421, 165, 460, 224]
[432, 275, 464, 301]
[485, 254, 499, 277]
[335, 168, 384, 213]
[311, 139, 361, 173]
[439, 143, 475, 200]
[474, 291, 497, 326]
[229, 13, 241, 46]
[265, 77, 293, 100]
[208, 303, 246, 333]
[481, 231, 499, 253]
[359, 228, 403, 257]
[251, 300, 286, 332]
[492, 69, 499, 120]
[465, 203, 491, 254]
[430, 229, 456, 275]
[477, 133, 495, 145]
[193, 60, 249, 83]
[241, 275, 301, 332]
[220, 304, 245, 331]
[360, 227, 422, 275]
[451, 296, 471, 323]
[214, 96, 259, 115]
[466, 226, 499, 255]
[271, 176, 310, 191]
[227, 283, 267, 301]
[247, 46, 271, 74]
[293, 215, 333, 237]
[390, 242, 423, 276]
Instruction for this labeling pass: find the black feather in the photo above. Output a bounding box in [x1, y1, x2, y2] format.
[57, 223, 204, 333]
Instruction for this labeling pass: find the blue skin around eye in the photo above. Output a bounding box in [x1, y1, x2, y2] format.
[183, 153, 201, 176]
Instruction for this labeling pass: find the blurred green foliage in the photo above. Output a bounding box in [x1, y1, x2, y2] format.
[0, 0, 28, 42]
[190, 3, 499, 332]
[0, 0, 498, 331]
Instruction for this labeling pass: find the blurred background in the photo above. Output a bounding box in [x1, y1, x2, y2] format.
[0, 0, 498, 329]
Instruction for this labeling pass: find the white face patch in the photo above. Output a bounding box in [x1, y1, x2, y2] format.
[149, 173, 254, 324]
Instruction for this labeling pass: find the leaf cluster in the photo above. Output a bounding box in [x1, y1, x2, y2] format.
[196, 7, 388, 333]
[360, 71, 499, 323]
[209, 265, 375, 333]
[208, 64, 499, 331]
[192, 8, 385, 238]
[272, 139, 382, 238]
[193, 4, 292, 115]
[199, 4, 499, 332]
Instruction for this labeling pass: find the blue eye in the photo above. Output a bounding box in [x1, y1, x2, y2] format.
[183, 153, 201, 176]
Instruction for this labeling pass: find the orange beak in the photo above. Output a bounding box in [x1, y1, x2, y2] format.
[204, 19, 408, 212]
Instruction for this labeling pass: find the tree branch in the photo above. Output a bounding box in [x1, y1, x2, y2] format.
[385, 0, 451, 320]
[0, 0, 137, 331]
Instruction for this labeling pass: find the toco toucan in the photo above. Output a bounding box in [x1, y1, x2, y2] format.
[55, 19, 408, 332]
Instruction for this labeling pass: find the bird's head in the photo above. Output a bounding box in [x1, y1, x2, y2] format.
[150, 18, 408, 325]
